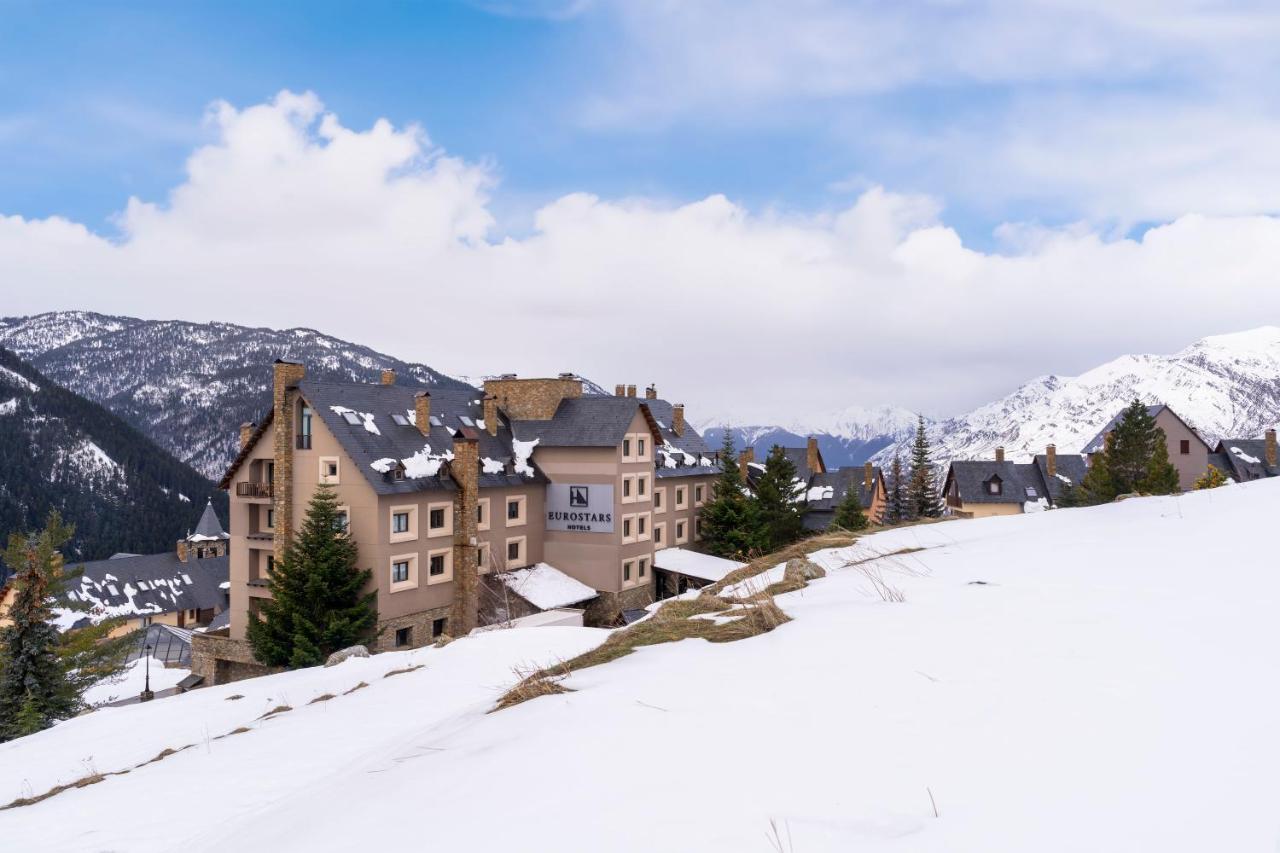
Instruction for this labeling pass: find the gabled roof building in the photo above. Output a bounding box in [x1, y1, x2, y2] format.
[739, 437, 887, 529]
[1209, 429, 1279, 482]
[943, 445, 1086, 518]
[1083, 403, 1211, 492]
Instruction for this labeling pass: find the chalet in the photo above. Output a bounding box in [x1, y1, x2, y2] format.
[1083, 404, 1210, 491]
[1208, 429, 1279, 482]
[740, 437, 887, 528]
[943, 445, 1087, 518]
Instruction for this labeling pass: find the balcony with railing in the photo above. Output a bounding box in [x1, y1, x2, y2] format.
[236, 481, 274, 499]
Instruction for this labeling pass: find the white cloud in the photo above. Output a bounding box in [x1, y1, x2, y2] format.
[3, 91, 1279, 424]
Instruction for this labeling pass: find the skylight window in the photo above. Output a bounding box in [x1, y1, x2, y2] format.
[341, 411, 361, 425]
[428, 415, 442, 427]
[459, 415, 475, 427]
[391, 413, 408, 426]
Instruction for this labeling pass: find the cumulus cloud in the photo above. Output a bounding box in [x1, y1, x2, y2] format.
[3, 91, 1280, 424]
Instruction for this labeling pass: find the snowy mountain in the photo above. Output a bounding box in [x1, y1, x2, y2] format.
[0, 312, 474, 479]
[874, 326, 1280, 466]
[701, 405, 920, 468]
[5, 480, 1280, 851]
[0, 348, 223, 560]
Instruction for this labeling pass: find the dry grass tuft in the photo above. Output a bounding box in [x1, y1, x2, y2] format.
[224, 694, 244, 701]
[382, 664, 424, 679]
[256, 704, 293, 720]
[492, 661, 575, 712]
[342, 681, 369, 695]
[308, 693, 336, 705]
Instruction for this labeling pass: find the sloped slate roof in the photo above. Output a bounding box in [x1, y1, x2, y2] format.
[297, 380, 545, 495]
[62, 552, 229, 620]
[511, 396, 656, 448]
[1032, 454, 1088, 503]
[780, 447, 815, 481]
[190, 500, 228, 540]
[947, 460, 1048, 505]
[647, 399, 717, 479]
[806, 466, 881, 511]
[1212, 439, 1280, 481]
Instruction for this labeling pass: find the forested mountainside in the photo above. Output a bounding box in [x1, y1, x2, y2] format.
[0, 347, 224, 562]
[0, 312, 472, 479]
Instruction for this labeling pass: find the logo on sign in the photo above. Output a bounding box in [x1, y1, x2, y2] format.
[546, 483, 614, 533]
[569, 486, 589, 507]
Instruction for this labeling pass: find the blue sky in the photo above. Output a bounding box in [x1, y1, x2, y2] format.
[2, 1, 1279, 420]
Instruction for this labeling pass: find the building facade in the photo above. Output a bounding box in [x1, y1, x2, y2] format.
[1083, 404, 1210, 492]
[943, 445, 1088, 518]
[196, 365, 717, 683]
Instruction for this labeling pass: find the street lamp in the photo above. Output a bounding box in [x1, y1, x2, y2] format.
[140, 630, 155, 702]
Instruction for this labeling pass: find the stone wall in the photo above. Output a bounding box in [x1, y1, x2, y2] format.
[449, 434, 480, 635]
[272, 360, 306, 561]
[190, 630, 277, 685]
[375, 605, 453, 651]
[482, 377, 582, 421]
[582, 582, 654, 627]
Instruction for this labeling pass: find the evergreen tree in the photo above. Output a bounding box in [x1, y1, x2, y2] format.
[886, 454, 908, 523]
[1080, 436, 1119, 505]
[1141, 430, 1181, 495]
[829, 482, 869, 532]
[752, 445, 806, 552]
[247, 484, 378, 668]
[0, 513, 130, 741]
[1081, 401, 1183, 503]
[1193, 465, 1229, 490]
[1055, 481, 1083, 508]
[906, 414, 941, 519]
[700, 432, 761, 559]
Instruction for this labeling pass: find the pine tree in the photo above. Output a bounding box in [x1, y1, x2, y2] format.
[0, 513, 109, 741]
[752, 445, 806, 552]
[906, 414, 940, 519]
[700, 432, 761, 559]
[1193, 465, 1229, 490]
[247, 484, 378, 668]
[1140, 430, 1181, 495]
[886, 454, 908, 523]
[829, 482, 869, 532]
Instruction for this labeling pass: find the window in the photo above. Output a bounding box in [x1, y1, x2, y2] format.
[1180, 439, 1190, 455]
[428, 415, 442, 427]
[654, 487, 665, 513]
[986, 478, 1002, 495]
[298, 405, 313, 449]
[623, 477, 632, 498]
[390, 553, 417, 591]
[506, 495, 526, 526]
[392, 560, 411, 584]
[676, 520, 688, 544]
[622, 559, 633, 582]
[695, 517, 703, 541]
[623, 437, 632, 459]
[196, 547, 206, 559]
[637, 474, 649, 499]
[675, 486, 687, 508]
[393, 467, 405, 481]
[265, 507, 275, 530]
[622, 514, 635, 543]
[508, 540, 520, 560]
[341, 410, 361, 425]
[637, 437, 647, 458]
[426, 548, 452, 584]
[478, 541, 492, 574]
[429, 553, 446, 576]
[267, 554, 275, 574]
[1025, 487, 1037, 498]
[654, 522, 665, 545]
[506, 537, 526, 566]
[394, 627, 412, 648]
[477, 498, 491, 531]
[426, 501, 452, 538]
[638, 557, 648, 578]
[393, 511, 410, 533]
[432, 618, 447, 638]
[459, 415, 475, 427]
[391, 413, 409, 426]
[390, 505, 416, 543]
[694, 484, 705, 505]
[429, 507, 446, 529]
[319, 456, 340, 484]
[333, 509, 350, 533]
[637, 512, 650, 541]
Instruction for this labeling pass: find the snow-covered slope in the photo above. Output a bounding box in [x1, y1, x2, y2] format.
[875, 326, 1280, 465]
[0, 312, 474, 479]
[6, 480, 1280, 851]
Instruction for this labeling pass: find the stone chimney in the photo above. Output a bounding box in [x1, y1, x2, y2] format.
[380, 368, 396, 385]
[1046, 444, 1057, 478]
[483, 394, 498, 436]
[239, 422, 255, 449]
[1267, 429, 1277, 468]
[673, 404, 685, 437]
[806, 436, 823, 474]
[645, 384, 657, 400]
[738, 447, 754, 481]
[615, 384, 625, 396]
[864, 461, 874, 490]
[272, 360, 306, 561]
[995, 446, 1005, 463]
[414, 391, 431, 436]
[626, 384, 637, 398]
[449, 431, 480, 637]
[483, 376, 583, 420]
[176, 539, 189, 563]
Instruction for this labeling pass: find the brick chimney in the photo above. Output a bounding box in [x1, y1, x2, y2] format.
[483, 376, 582, 420]
[483, 394, 498, 436]
[380, 368, 396, 385]
[176, 539, 189, 563]
[673, 404, 685, 437]
[1267, 429, 1277, 468]
[414, 391, 431, 436]
[864, 461, 874, 490]
[738, 447, 754, 481]
[272, 360, 306, 561]
[995, 446, 1005, 463]
[645, 384, 657, 400]
[449, 432, 480, 637]
[1046, 444, 1057, 478]
[240, 422, 255, 449]
[626, 384, 637, 398]
[615, 384, 625, 396]
[806, 436, 824, 474]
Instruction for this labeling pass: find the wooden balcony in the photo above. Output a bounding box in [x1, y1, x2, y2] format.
[236, 481, 273, 499]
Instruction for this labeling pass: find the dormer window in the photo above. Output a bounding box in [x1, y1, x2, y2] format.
[985, 476, 1003, 496]
[1024, 486, 1037, 498]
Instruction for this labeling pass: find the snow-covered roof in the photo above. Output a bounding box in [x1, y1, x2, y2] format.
[497, 563, 598, 610]
[653, 548, 747, 583]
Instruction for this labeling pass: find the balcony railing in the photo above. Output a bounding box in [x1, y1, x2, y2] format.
[236, 481, 274, 498]
[296, 434, 312, 450]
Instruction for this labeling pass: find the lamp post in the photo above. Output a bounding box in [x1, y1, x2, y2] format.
[140, 630, 155, 702]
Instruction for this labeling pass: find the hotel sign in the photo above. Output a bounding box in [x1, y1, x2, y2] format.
[546, 483, 614, 533]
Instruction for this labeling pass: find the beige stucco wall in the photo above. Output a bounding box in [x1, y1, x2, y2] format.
[957, 502, 1025, 519]
[1154, 409, 1208, 491]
